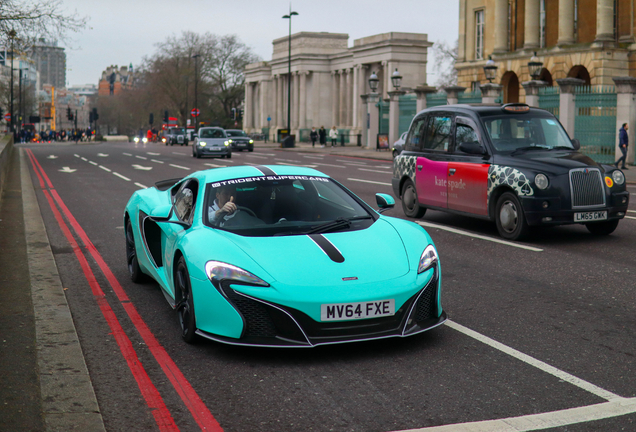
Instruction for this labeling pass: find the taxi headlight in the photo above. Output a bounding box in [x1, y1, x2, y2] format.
[613, 170, 625, 185]
[199, 141, 206, 147]
[205, 261, 269, 287]
[418, 245, 438, 274]
[249, 139, 254, 144]
[534, 173, 549, 190]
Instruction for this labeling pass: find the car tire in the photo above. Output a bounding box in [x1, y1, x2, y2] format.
[196, 149, 201, 159]
[227, 153, 232, 159]
[248, 148, 253, 152]
[585, 220, 619, 235]
[175, 256, 197, 344]
[401, 180, 426, 218]
[125, 219, 147, 283]
[495, 192, 530, 241]
[392, 150, 397, 159]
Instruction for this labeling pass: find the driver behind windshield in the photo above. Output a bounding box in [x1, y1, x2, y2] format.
[209, 185, 237, 226]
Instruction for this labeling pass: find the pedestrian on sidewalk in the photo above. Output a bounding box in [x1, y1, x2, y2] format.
[329, 126, 338, 147]
[616, 123, 629, 169]
[310, 127, 318, 147]
[318, 126, 326, 148]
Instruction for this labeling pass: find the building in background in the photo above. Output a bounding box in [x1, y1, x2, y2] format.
[30, 38, 66, 90]
[38, 85, 91, 132]
[98, 64, 134, 96]
[456, 0, 636, 103]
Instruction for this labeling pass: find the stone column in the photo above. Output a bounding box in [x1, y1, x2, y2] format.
[558, 0, 575, 46]
[339, 70, 347, 127]
[414, 85, 437, 112]
[244, 82, 253, 129]
[345, 68, 352, 127]
[356, 65, 369, 132]
[360, 94, 369, 148]
[595, 0, 615, 43]
[331, 71, 339, 127]
[352, 66, 359, 130]
[367, 93, 380, 148]
[613, 77, 636, 165]
[493, 0, 509, 53]
[481, 83, 503, 104]
[524, 0, 540, 49]
[273, 75, 279, 128]
[444, 85, 466, 105]
[556, 78, 585, 138]
[292, 72, 299, 131]
[299, 71, 307, 130]
[388, 90, 406, 146]
[259, 80, 268, 131]
[521, 80, 548, 107]
[276, 75, 283, 129]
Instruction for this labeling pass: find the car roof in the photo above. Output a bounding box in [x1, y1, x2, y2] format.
[417, 103, 552, 118]
[187, 165, 329, 183]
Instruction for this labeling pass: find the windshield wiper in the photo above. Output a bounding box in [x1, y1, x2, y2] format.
[511, 145, 550, 155]
[550, 146, 573, 150]
[306, 216, 372, 235]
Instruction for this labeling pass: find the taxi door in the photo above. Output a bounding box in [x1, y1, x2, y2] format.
[447, 116, 490, 216]
[415, 114, 454, 209]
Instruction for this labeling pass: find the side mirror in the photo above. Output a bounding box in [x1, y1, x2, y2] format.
[376, 193, 395, 213]
[149, 204, 173, 220]
[571, 138, 581, 150]
[458, 141, 486, 155]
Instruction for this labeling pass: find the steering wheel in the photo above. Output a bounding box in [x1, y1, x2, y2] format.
[236, 206, 257, 218]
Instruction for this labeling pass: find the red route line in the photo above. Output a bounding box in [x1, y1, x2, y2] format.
[25, 151, 178, 431]
[27, 149, 223, 432]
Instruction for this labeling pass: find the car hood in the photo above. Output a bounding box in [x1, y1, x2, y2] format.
[198, 138, 227, 146]
[227, 219, 410, 287]
[494, 150, 603, 176]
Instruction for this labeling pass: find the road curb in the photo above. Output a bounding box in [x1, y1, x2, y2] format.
[20, 150, 106, 432]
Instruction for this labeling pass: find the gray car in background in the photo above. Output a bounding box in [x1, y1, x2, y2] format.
[192, 127, 232, 159]
[392, 131, 407, 159]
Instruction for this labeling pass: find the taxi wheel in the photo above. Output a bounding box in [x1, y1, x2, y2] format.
[175, 257, 197, 344]
[401, 180, 426, 218]
[495, 192, 529, 241]
[585, 220, 619, 235]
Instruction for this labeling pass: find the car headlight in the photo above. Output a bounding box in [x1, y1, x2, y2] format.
[228, 139, 233, 144]
[249, 139, 254, 144]
[205, 261, 269, 287]
[142, 137, 148, 143]
[224, 141, 230, 146]
[199, 141, 206, 147]
[133, 137, 139, 143]
[612, 170, 625, 185]
[418, 245, 438, 274]
[534, 173, 549, 190]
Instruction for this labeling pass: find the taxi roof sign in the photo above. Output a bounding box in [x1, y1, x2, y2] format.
[502, 103, 530, 113]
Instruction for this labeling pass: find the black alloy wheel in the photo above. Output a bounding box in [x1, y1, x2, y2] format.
[126, 219, 146, 283]
[401, 179, 426, 218]
[175, 256, 197, 343]
[586, 219, 619, 235]
[495, 192, 530, 241]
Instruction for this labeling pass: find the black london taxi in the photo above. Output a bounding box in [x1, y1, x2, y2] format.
[392, 103, 630, 240]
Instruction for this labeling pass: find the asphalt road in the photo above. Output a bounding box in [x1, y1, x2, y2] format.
[23, 140, 636, 432]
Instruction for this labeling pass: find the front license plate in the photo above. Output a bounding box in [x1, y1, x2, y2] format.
[574, 211, 607, 222]
[321, 299, 395, 321]
[211, 147, 222, 151]
[237, 143, 246, 147]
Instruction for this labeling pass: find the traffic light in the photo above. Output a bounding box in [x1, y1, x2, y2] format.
[149, 113, 154, 125]
[164, 111, 169, 123]
[89, 111, 94, 123]
[92, 108, 99, 121]
[66, 107, 72, 121]
[231, 108, 236, 120]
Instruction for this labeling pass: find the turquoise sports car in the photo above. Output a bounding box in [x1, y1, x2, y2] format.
[124, 165, 446, 347]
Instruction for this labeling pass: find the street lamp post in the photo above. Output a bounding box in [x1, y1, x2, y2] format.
[192, 54, 200, 133]
[282, 8, 298, 140]
[18, 67, 29, 139]
[366, 71, 380, 148]
[8, 29, 16, 136]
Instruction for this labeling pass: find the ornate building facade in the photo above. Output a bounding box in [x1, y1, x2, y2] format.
[98, 64, 134, 96]
[244, 32, 431, 142]
[456, 0, 636, 103]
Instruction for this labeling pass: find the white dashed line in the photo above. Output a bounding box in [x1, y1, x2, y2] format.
[258, 152, 275, 156]
[169, 164, 190, 170]
[135, 155, 147, 160]
[151, 159, 164, 164]
[274, 158, 301, 163]
[417, 221, 543, 252]
[123, 153, 132, 156]
[113, 172, 130, 181]
[204, 163, 225, 168]
[626, 216, 636, 220]
[346, 178, 391, 186]
[146, 152, 160, 156]
[313, 162, 346, 168]
[80, 157, 87, 161]
[302, 155, 325, 159]
[337, 159, 367, 164]
[357, 168, 392, 174]
[74, 154, 80, 158]
[245, 154, 269, 159]
[172, 152, 187, 156]
[89, 161, 98, 166]
[135, 182, 148, 189]
[99, 166, 111, 172]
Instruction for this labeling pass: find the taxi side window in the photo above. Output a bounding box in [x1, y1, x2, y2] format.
[455, 124, 479, 146]
[423, 116, 452, 152]
[405, 117, 427, 151]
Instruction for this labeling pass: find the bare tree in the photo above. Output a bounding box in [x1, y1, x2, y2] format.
[431, 40, 458, 89]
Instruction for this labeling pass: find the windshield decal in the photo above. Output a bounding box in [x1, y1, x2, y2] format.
[211, 176, 329, 188]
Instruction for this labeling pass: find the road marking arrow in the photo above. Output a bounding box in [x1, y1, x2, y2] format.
[97, 153, 109, 157]
[47, 155, 58, 159]
[59, 167, 77, 173]
[132, 164, 153, 171]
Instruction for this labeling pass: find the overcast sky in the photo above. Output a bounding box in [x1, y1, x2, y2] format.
[60, 0, 459, 87]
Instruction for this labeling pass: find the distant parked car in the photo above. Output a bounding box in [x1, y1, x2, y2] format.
[192, 127, 232, 159]
[167, 127, 188, 146]
[225, 129, 254, 152]
[393, 131, 407, 159]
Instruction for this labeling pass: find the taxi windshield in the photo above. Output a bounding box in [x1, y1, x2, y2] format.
[481, 114, 574, 152]
[204, 176, 373, 236]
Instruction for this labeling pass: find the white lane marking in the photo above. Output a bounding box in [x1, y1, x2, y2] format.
[626, 216, 636, 220]
[132, 165, 152, 171]
[99, 166, 111, 172]
[446, 320, 619, 400]
[80, 157, 87, 161]
[628, 210, 635, 213]
[303, 155, 325, 159]
[135, 155, 147, 160]
[313, 162, 346, 169]
[258, 152, 276, 156]
[146, 152, 160, 156]
[274, 158, 301, 163]
[58, 167, 76, 173]
[169, 164, 190, 170]
[346, 178, 391, 186]
[245, 154, 269, 159]
[97, 153, 108, 157]
[89, 161, 98, 166]
[172, 152, 187, 156]
[150, 159, 164, 164]
[74, 154, 80, 158]
[204, 163, 225, 168]
[135, 182, 148, 189]
[275, 162, 317, 168]
[337, 159, 367, 165]
[113, 172, 130, 181]
[400, 397, 636, 432]
[212, 159, 234, 164]
[358, 168, 392, 174]
[47, 155, 58, 159]
[123, 153, 132, 156]
[417, 221, 543, 252]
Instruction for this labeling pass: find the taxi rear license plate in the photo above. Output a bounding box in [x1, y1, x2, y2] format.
[574, 211, 607, 222]
[321, 299, 395, 321]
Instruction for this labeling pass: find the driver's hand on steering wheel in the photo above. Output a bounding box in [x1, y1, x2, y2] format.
[216, 196, 237, 218]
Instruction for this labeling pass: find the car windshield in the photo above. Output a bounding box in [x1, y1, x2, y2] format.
[204, 176, 374, 236]
[199, 129, 226, 139]
[226, 130, 247, 137]
[481, 114, 574, 152]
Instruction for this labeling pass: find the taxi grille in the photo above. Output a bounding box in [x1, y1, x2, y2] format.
[569, 168, 605, 208]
